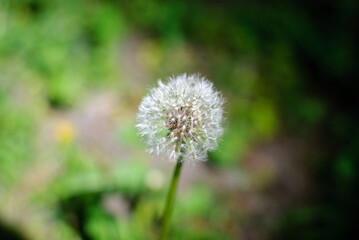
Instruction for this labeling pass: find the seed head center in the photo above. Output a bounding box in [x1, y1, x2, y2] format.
[165, 104, 199, 140]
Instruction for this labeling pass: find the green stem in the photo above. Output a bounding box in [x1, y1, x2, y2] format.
[159, 156, 184, 240]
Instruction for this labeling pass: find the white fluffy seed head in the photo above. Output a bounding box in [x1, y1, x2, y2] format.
[136, 74, 225, 162]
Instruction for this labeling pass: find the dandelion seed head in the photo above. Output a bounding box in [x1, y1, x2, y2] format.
[136, 74, 225, 162]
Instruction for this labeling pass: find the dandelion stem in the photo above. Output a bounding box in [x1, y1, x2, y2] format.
[159, 156, 183, 240]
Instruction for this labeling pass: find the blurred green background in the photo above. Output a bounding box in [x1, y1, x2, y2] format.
[0, 0, 358, 239]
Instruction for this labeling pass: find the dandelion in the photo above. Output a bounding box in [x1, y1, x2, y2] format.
[136, 74, 225, 239]
[136, 74, 225, 162]
[53, 120, 75, 144]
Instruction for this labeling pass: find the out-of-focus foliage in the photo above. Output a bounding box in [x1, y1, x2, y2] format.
[0, 0, 358, 239]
